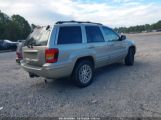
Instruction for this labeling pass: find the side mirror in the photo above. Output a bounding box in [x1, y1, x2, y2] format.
[120, 35, 126, 41]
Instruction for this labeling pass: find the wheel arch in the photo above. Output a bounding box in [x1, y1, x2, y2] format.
[128, 45, 136, 54]
[72, 56, 95, 73]
[75, 56, 95, 67]
[71, 56, 95, 87]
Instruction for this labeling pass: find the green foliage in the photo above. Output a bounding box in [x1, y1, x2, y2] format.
[115, 21, 161, 33]
[0, 11, 31, 41]
[31, 24, 37, 30]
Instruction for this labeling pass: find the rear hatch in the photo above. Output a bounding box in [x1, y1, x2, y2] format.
[22, 26, 51, 67]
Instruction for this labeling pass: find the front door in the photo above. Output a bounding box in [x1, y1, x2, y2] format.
[102, 27, 127, 62]
[85, 26, 108, 68]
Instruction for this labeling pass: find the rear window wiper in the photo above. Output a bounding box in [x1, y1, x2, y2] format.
[26, 38, 35, 48]
[34, 41, 48, 46]
[34, 43, 42, 46]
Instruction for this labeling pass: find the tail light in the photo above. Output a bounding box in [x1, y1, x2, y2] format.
[16, 52, 22, 59]
[45, 48, 59, 63]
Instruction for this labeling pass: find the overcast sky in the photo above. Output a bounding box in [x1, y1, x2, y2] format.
[0, 0, 161, 27]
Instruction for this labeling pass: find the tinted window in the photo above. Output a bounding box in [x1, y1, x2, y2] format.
[85, 26, 104, 43]
[102, 27, 119, 42]
[58, 26, 82, 44]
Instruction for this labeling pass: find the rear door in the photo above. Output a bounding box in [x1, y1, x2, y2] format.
[55, 25, 84, 65]
[85, 26, 108, 68]
[102, 27, 127, 62]
[22, 27, 51, 67]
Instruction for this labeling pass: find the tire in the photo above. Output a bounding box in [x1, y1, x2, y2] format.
[125, 48, 135, 66]
[72, 60, 94, 88]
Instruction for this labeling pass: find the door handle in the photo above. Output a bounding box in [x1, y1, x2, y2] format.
[109, 43, 114, 47]
[88, 46, 95, 49]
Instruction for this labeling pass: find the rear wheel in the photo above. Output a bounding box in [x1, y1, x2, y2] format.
[72, 60, 94, 87]
[125, 48, 135, 66]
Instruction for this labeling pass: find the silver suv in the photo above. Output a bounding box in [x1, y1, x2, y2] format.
[21, 21, 136, 87]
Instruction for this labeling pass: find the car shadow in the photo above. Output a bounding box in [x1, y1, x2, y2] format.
[30, 60, 143, 93]
[95, 63, 124, 76]
[24, 60, 148, 112]
[32, 63, 123, 89]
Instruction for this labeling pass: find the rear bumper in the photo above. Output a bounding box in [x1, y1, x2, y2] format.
[21, 61, 73, 79]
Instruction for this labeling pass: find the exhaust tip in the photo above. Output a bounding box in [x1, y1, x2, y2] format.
[29, 73, 39, 78]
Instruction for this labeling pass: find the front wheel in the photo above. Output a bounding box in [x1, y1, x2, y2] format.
[125, 48, 135, 66]
[72, 60, 94, 88]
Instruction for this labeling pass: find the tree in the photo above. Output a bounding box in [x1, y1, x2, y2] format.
[31, 24, 37, 31]
[11, 15, 31, 41]
[116, 20, 161, 33]
[0, 11, 12, 40]
[0, 11, 31, 41]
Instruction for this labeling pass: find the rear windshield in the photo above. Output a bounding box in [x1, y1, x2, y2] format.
[25, 27, 50, 46]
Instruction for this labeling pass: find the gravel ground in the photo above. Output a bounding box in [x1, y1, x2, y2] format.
[0, 32, 161, 118]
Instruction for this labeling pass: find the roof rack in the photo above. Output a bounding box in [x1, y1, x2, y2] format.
[55, 20, 102, 25]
